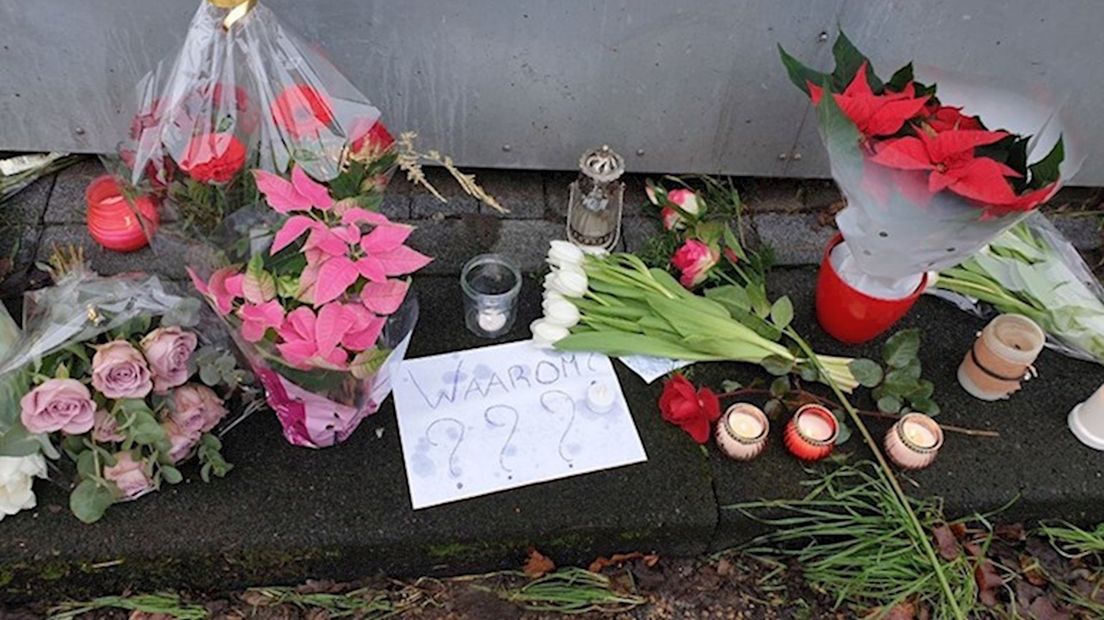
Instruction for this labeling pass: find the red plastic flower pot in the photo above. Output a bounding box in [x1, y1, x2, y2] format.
[86, 175, 160, 253]
[815, 233, 926, 344]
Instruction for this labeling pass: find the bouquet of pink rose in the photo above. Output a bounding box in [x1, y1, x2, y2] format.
[188, 163, 430, 448]
[0, 253, 254, 523]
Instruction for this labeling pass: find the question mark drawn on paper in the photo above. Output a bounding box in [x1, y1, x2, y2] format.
[540, 390, 577, 467]
[484, 405, 520, 479]
[426, 417, 465, 488]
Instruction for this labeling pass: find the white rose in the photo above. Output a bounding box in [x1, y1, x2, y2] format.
[0, 454, 47, 520]
[530, 319, 570, 349]
[544, 298, 581, 328]
[547, 240, 585, 270]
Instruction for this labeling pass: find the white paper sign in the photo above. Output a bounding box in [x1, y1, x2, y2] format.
[393, 341, 647, 509]
[618, 354, 694, 384]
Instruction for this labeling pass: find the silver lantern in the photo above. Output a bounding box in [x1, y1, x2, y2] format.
[566, 145, 625, 252]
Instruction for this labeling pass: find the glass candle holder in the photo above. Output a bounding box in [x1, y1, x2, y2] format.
[783, 404, 840, 462]
[715, 403, 769, 461]
[884, 412, 944, 470]
[461, 254, 522, 338]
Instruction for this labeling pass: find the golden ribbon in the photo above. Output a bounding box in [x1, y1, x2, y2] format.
[208, 0, 257, 30]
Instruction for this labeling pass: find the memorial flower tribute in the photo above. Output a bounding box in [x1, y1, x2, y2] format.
[779, 31, 1079, 343]
[188, 163, 431, 448]
[0, 251, 252, 523]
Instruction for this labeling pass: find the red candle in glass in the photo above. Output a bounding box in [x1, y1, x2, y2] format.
[784, 404, 840, 462]
[85, 175, 160, 253]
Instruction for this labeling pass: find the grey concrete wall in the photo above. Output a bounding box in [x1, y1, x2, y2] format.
[0, 1, 1101, 183]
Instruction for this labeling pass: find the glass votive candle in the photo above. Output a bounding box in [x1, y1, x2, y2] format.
[461, 254, 522, 338]
[784, 404, 840, 462]
[884, 412, 944, 470]
[715, 403, 769, 461]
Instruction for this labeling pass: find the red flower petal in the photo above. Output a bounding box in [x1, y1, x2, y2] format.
[871, 137, 935, 171]
[920, 129, 1009, 164]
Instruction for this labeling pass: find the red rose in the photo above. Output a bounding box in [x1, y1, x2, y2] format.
[658, 374, 721, 444]
[272, 85, 334, 139]
[350, 120, 395, 158]
[178, 133, 246, 184]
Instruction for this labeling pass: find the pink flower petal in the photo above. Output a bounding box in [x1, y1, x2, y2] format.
[342, 315, 385, 351]
[314, 303, 355, 362]
[375, 245, 433, 276]
[224, 274, 245, 298]
[304, 227, 348, 257]
[359, 223, 413, 253]
[354, 255, 387, 283]
[331, 223, 362, 245]
[276, 340, 317, 368]
[340, 208, 389, 227]
[186, 267, 210, 297]
[253, 169, 311, 213]
[271, 215, 318, 254]
[360, 278, 410, 315]
[292, 165, 334, 211]
[285, 306, 317, 340]
[314, 256, 360, 305]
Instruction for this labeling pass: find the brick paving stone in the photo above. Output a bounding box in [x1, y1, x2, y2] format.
[799, 179, 842, 210]
[620, 217, 661, 254]
[407, 217, 562, 276]
[36, 225, 202, 280]
[410, 166, 479, 219]
[742, 177, 804, 213]
[43, 158, 105, 224]
[476, 169, 545, 218]
[753, 211, 835, 266]
[1051, 215, 1102, 252]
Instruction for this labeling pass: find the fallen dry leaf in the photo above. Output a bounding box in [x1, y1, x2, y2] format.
[523, 548, 555, 579]
[995, 523, 1027, 542]
[1019, 554, 1049, 587]
[588, 552, 659, 573]
[879, 601, 916, 619]
[974, 559, 1003, 607]
[1028, 595, 1071, 620]
[931, 525, 960, 561]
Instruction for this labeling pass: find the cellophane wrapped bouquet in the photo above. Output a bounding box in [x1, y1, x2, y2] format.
[780, 32, 1081, 297]
[104, 0, 405, 246]
[935, 212, 1104, 365]
[0, 250, 255, 523]
[103, 0, 471, 448]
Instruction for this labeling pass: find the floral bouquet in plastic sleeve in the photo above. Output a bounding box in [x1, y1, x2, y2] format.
[0, 249, 257, 523]
[188, 165, 429, 449]
[935, 212, 1104, 365]
[779, 32, 1081, 343]
[99, 0, 402, 248]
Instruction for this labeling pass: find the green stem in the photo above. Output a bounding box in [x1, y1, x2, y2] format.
[784, 327, 966, 620]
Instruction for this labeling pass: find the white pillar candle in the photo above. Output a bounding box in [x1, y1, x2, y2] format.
[901, 418, 938, 449]
[727, 410, 764, 439]
[715, 404, 769, 461]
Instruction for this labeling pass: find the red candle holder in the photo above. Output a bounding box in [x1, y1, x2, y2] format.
[86, 175, 160, 253]
[784, 404, 840, 462]
[815, 234, 927, 344]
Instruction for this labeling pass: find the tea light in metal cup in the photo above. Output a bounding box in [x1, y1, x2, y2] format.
[884, 413, 944, 470]
[715, 403, 769, 461]
[1068, 385, 1104, 451]
[460, 254, 522, 338]
[784, 404, 839, 462]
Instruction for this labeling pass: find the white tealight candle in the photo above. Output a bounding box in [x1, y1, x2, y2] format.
[902, 419, 938, 449]
[586, 381, 615, 413]
[727, 410, 764, 439]
[477, 309, 508, 333]
[798, 412, 835, 441]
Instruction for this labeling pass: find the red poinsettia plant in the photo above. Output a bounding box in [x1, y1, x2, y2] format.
[781, 32, 1065, 216]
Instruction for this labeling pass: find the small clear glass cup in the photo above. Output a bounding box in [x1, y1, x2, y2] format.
[460, 254, 522, 338]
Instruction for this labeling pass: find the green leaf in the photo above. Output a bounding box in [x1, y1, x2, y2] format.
[770, 296, 794, 330]
[163, 298, 202, 328]
[1028, 137, 1064, 188]
[886, 62, 914, 92]
[905, 379, 935, 402]
[722, 224, 748, 262]
[831, 30, 881, 91]
[848, 359, 884, 388]
[799, 365, 820, 382]
[761, 355, 794, 376]
[763, 398, 785, 419]
[911, 399, 941, 416]
[883, 328, 921, 368]
[877, 395, 902, 414]
[769, 376, 790, 398]
[76, 450, 98, 479]
[721, 380, 743, 392]
[833, 413, 852, 445]
[70, 479, 115, 524]
[778, 44, 828, 95]
[161, 465, 183, 484]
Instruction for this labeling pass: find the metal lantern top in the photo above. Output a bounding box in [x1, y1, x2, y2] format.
[578, 145, 625, 184]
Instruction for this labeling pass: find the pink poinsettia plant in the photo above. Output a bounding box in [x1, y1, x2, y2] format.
[189, 164, 431, 448]
[191, 164, 429, 373]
